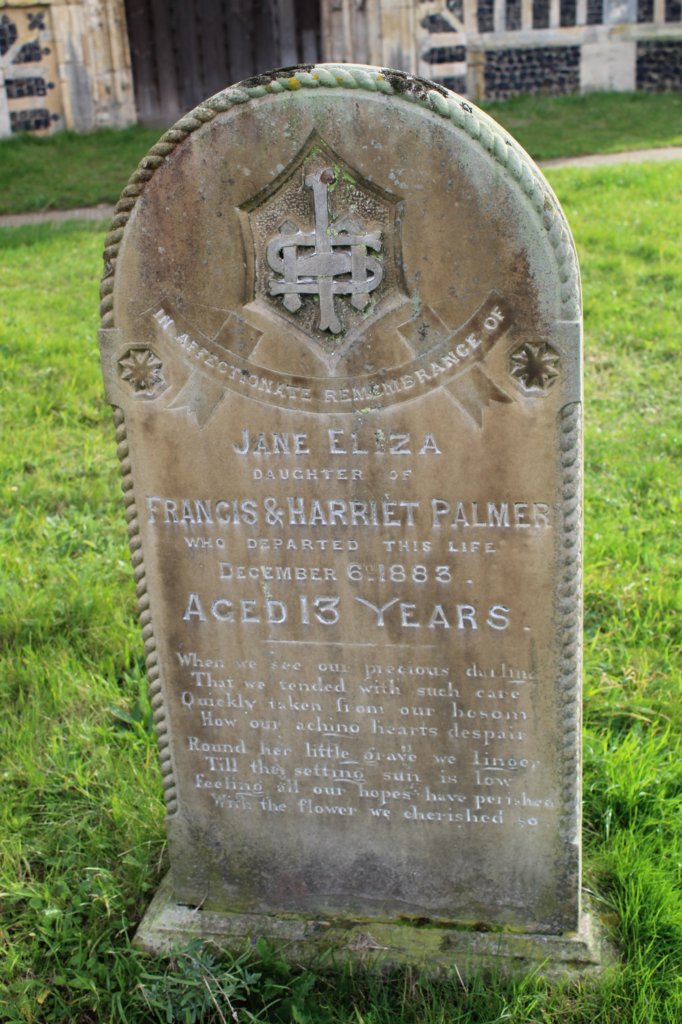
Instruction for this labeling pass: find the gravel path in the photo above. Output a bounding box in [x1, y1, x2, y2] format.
[540, 145, 682, 169]
[0, 203, 115, 228]
[1, 146, 680, 228]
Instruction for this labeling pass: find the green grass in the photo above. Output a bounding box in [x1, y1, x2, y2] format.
[1, 162, 681, 1022]
[0, 126, 160, 216]
[482, 91, 682, 161]
[0, 92, 680, 215]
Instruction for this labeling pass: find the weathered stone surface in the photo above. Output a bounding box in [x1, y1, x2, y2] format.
[100, 65, 584, 952]
[135, 874, 612, 980]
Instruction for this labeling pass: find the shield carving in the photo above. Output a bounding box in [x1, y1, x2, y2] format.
[239, 132, 408, 369]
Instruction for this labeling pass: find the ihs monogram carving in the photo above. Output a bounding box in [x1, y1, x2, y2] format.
[266, 167, 383, 335]
[240, 132, 407, 367]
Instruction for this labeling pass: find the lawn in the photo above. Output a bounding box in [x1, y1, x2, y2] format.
[482, 90, 682, 160]
[0, 91, 680, 215]
[1, 117, 681, 1020]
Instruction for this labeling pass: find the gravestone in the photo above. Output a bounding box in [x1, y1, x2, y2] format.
[100, 64, 601, 973]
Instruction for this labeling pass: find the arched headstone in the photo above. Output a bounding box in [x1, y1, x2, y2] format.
[100, 65, 603, 973]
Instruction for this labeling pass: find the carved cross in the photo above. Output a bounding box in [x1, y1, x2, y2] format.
[266, 167, 383, 334]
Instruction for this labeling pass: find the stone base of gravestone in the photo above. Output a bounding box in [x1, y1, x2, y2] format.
[135, 873, 613, 980]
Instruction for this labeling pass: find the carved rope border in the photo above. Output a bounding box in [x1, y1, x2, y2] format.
[558, 400, 583, 895]
[101, 64, 583, 833]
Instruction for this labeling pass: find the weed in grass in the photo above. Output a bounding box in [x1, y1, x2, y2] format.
[138, 941, 265, 1024]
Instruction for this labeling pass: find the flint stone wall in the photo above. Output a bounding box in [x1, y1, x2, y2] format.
[415, 0, 682, 99]
[482, 45, 581, 99]
[636, 39, 682, 88]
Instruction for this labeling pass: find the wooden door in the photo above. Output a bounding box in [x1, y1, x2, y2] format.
[125, 0, 321, 125]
